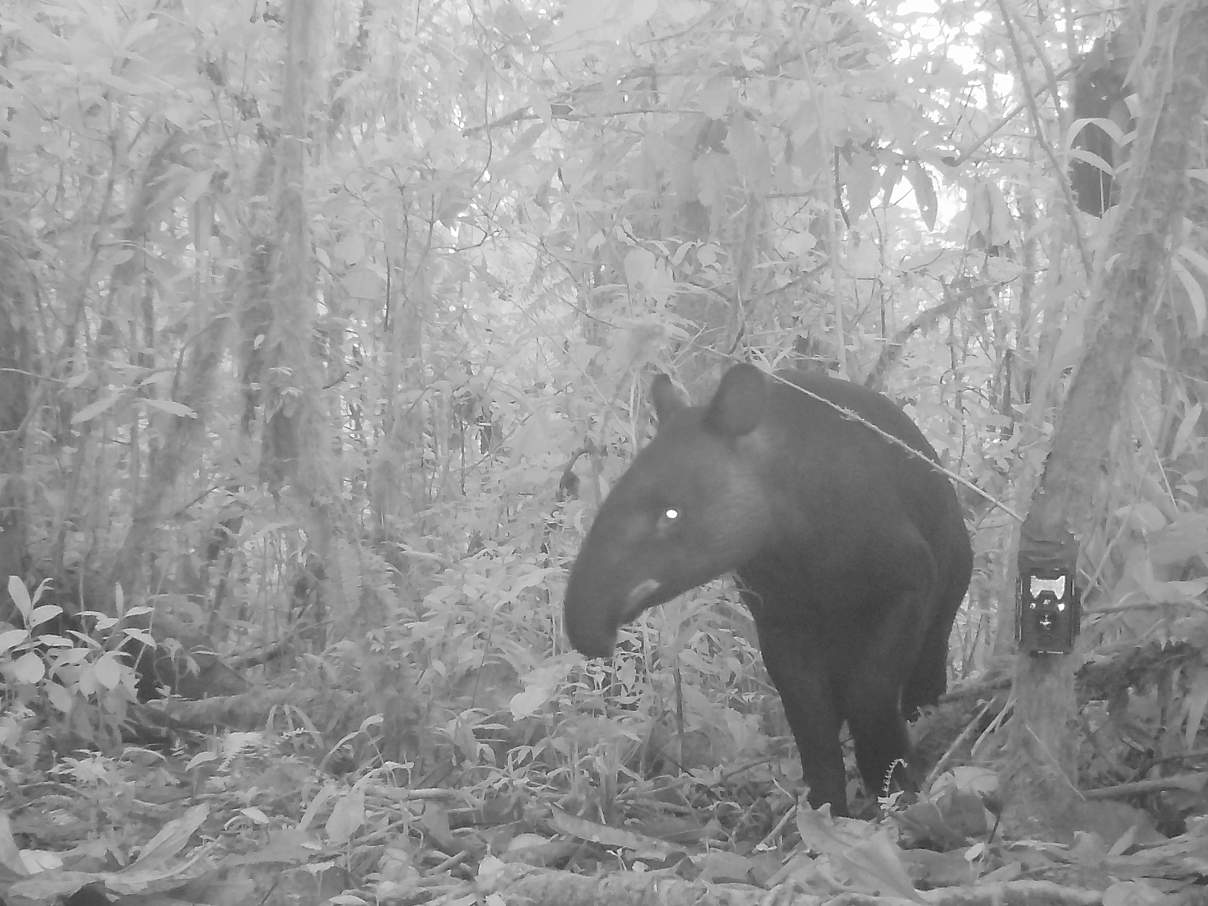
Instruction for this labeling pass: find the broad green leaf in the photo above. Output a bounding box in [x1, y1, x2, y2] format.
[12, 651, 45, 684]
[27, 604, 63, 630]
[1068, 147, 1113, 173]
[838, 829, 924, 902]
[46, 682, 73, 713]
[0, 812, 26, 878]
[509, 681, 555, 718]
[122, 606, 155, 618]
[63, 370, 92, 390]
[300, 782, 339, 831]
[1171, 258, 1206, 335]
[130, 804, 208, 869]
[185, 751, 218, 771]
[970, 182, 1014, 247]
[1067, 116, 1129, 151]
[0, 629, 29, 655]
[880, 160, 904, 205]
[93, 652, 126, 690]
[907, 161, 937, 230]
[326, 786, 366, 845]
[1169, 402, 1203, 459]
[1175, 236, 1208, 279]
[36, 634, 75, 649]
[1182, 666, 1208, 750]
[121, 628, 156, 647]
[71, 393, 122, 425]
[7, 577, 31, 620]
[549, 806, 674, 860]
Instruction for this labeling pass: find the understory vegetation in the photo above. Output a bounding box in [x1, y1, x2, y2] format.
[1, 0, 1206, 903]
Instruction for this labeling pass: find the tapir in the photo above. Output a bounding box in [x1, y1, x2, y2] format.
[563, 363, 972, 815]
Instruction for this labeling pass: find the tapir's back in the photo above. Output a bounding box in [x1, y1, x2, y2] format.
[758, 371, 968, 567]
[752, 369, 972, 708]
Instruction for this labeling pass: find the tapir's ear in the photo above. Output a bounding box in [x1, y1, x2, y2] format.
[705, 363, 768, 437]
[651, 373, 689, 424]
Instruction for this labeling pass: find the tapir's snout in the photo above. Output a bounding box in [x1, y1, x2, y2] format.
[563, 555, 617, 657]
[566, 624, 618, 658]
[562, 584, 619, 657]
[564, 571, 663, 658]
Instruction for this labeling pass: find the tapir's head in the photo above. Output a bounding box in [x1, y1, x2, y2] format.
[564, 363, 776, 657]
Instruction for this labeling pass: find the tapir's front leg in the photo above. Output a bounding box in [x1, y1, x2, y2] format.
[752, 613, 848, 815]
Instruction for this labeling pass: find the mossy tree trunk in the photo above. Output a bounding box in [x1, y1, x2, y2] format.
[1002, 0, 1208, 838]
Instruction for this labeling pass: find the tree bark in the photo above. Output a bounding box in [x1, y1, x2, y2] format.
[0, 216, 33, 611]
[1002, 0, 1208, 838]
[262, 0, 319, 498]
[261, 0, 347, 653]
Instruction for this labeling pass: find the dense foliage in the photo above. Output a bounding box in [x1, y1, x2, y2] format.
[1, 0, 1206, 902]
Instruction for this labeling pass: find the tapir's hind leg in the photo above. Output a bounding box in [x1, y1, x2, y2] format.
[902, 616, 951, 718]
[845, 654, 915, 799]
[848, 545, 937, 798]
[903, 541, 972, 716]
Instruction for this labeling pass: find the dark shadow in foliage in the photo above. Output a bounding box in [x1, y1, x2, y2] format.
[22, 577, 250, 704]
[1070, 35, 1134, 217]
[921, 639, 1207, 837]
[540, 445, 590, 561]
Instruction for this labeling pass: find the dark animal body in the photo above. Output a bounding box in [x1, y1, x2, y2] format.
[563, 364, 972, 815]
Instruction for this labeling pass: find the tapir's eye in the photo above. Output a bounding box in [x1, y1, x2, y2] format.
[656, 506, 681, 532]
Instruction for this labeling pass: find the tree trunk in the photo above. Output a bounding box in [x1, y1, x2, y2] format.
[261, 0, 347, 653]
[1002, 0, 1208, 838]
[0, 215, 33, 613]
